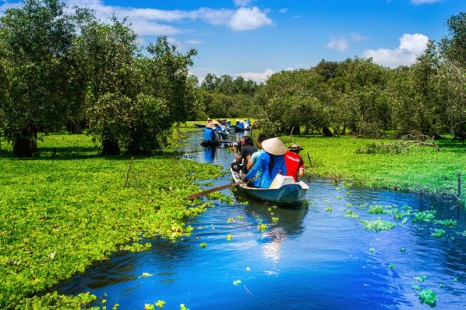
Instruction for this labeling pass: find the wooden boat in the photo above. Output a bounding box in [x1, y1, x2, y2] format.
[230, 163, 309, 205]
[194, 123, 206, 128]
[201, 140, 220, 147]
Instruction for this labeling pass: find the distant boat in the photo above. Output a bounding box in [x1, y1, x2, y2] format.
[230, 161, 308, 205]
[194, 123, 206, 128]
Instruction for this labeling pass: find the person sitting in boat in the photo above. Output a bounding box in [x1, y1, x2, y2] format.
[236, 120, 244, 130]
[246, 134, 268, 181]
[284, 143, 305, 182]
[244, 120, 250, 130]
[204, 123, 218, 142]
[243, 137, 288, 188]
[213, 120, 222, 132]
[231, 135, 257, 175]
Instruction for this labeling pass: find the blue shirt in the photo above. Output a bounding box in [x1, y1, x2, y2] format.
[246, 152, 287, 188]
[204, 127, 217, 141]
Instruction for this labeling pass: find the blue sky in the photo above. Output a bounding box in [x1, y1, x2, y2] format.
[1, 0, 464, 82]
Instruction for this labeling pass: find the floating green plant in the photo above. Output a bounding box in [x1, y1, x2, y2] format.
[400, 248, 407, 252]
[200, 242, 208, 248]
[227, 217, 235, 223]
[233, 280, 242, 285]
[435, 219, 456, 227]
[325, 206, 333, 212]
[236, 215, 243, 220]
[369, 248, 375, 253]
[226, 234, 232, 241]
[389, 263, 395, 269]
[258, 223, 268, 232]
[368, 205, 387, 214]
[344, 210, 359, 218]
[419, 289, 437, 305]
[412, 210, 437, 223]
[414, 275, 426, 283]
[180, 304, 189, 310]
[142, 273, 153, 278]
[360, 219, 396, 231]
[155, 300, 166, 308]
[431, 229, 445, 238]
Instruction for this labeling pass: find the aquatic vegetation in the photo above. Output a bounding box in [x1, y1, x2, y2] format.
[142, 273, 153, 278]
[419, 289, 437, 305]
[360, 219, 396, 231]
[236, 215, 243, 220]
[258, 223, 268, 232]
[272, 217, 279, 223]
[156, 300, 166, 308]
[431, 229, 445, 238]
[233, 280, 242, 285]
[400, 248, 407, 252]
[368, 205, 387, 214]
[434, 219, 456, 227]
[414, 275, 427, 283]
[389, 263, 395, 269]
[226, 234, 233, 241]
[325, 206, 333, 212]
[346, 203, 352, 207]
[227, 217, 235, 223]
[200, 242, 208, 248]
[369, 248, 375, 253]
[180, 304, 189, 310]
[412, 210, 437, 223]
[344, 210, 359, 218]
[246, 267, 251, 272]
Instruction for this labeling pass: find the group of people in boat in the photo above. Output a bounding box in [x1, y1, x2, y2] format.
[203, 118, 230, 142]
[231, 135, 305, 188]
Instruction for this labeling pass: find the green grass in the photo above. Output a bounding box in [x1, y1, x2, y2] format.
[0, 132, 222, 308]
[280, 135, 465, 201]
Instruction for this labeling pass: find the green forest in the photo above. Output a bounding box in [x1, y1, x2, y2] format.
[0, 0, 465, 158]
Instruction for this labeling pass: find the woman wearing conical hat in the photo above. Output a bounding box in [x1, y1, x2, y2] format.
[244, 137, 287, 188]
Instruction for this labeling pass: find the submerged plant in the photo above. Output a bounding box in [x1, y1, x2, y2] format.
[414, 275, 427, 283]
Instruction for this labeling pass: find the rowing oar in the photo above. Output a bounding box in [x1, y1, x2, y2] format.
[186, 177, 257, 200]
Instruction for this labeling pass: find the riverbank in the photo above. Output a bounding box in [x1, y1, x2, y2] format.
[279, 134, 465, 203]
[1, 129, 464, 308]
[0, 131, 224, 308]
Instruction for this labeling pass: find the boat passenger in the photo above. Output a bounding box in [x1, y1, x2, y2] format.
[231, 135, 257, 174]
[284, 143, 305, 182]
[243, 137, 288, 188]
[204, 123, 218, 142]
[246, 134, 268, 186]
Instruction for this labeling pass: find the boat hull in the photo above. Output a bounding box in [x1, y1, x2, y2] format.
[230, 165, 308, 205]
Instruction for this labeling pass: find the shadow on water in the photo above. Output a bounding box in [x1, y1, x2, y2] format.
[56, 130, 466, 309]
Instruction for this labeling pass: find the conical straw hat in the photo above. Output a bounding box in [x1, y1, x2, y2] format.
[261, 137, 287, 155]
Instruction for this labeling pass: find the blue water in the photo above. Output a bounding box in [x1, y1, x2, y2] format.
[58, 131, 466, 309]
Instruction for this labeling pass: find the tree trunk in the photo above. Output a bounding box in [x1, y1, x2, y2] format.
[322, 126, 334, 137]
[102, 139, 120, 155]
[13, 137, 37, 157]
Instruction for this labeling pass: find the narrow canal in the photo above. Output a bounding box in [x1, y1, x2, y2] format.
[58, 130, 466, 309]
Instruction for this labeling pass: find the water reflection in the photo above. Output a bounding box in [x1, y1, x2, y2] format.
[203, 146, 218, 163]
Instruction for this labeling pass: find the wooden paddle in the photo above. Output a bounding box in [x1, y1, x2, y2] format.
[186, 177, 257, 200]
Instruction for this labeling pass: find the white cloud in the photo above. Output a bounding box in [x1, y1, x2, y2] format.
[279, 8, 288, 13]
[350, 32, 368, 42]
[326, 36, 349, 52]
[237, 69, 275, 83]
[410, 0, 442, 5]
[228, 7, 273, 31]
[186, 39, 203, 45]
[234, 0, 253, 7]
[362, 33, 429, 67]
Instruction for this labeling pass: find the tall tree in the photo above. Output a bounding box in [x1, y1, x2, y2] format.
[0, 0, 78, 156]
[440, 12, 466, 67]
